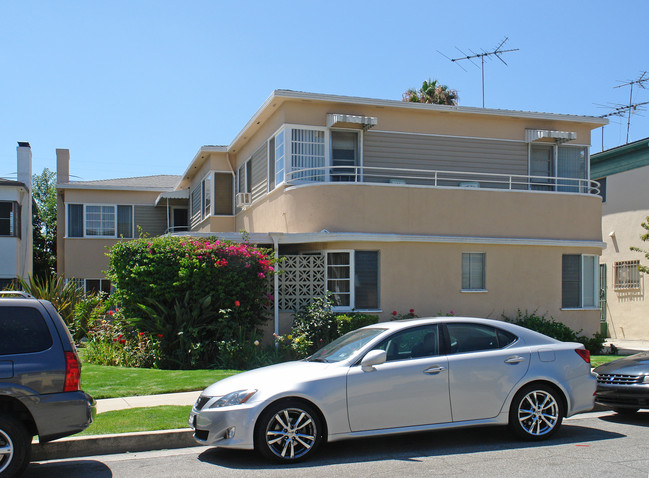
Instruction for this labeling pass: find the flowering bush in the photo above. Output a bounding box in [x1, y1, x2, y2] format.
[391, 308, 419, 321]
[84, 311, 162, 368]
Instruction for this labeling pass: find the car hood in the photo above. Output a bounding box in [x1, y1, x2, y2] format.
[201, 360, 340, 397]
[594, 352, 649, 375]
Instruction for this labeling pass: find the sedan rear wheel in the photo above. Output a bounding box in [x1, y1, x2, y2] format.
[509, 384, 563, 440]
[255, 400, 323, 463]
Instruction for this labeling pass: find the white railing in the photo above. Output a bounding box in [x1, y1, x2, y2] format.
[285, 166, 600, 195]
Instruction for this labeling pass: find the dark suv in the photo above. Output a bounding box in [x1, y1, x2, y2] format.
[0, 293, 95, 477]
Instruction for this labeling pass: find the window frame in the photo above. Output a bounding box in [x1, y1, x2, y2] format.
[528, 143, 590, 193]
[201, 172, 213, 219]
[0, 201, 20, 238]
[614, 260, 641, 290]
[461, 252, 486, 292]
[562, 254, 599, 309]
[322, 249, 380, 312]
[84, 204, 117, 238]
[66, 203, 134, 238]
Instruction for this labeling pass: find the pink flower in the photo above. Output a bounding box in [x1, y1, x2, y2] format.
[257, 272, 265, 279]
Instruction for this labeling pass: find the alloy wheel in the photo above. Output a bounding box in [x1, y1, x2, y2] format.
[0, 428, 14, 474]
[517, 389, 560, 436]
[264, 407, 317, 460]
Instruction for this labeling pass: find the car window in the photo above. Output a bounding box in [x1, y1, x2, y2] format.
[0, 306, 53, 355]
[373, 325, 439, 361]
[447, 323, 517, 354]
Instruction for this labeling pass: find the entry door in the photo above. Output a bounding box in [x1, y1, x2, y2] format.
[346, 325, 451, 431]
[172, 208, 188, 232]
[331, 131, 359, 182]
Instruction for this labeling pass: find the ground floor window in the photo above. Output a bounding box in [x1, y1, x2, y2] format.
[462, 252, 486, 291]
[326, 250, 379, 310]
[67, 278, 112, 296]
[562, 254, 598, 308]
[614, 260, 640, 290]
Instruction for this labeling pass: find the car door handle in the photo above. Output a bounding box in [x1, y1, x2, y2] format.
[505, 355, 525, 364]
[423, 365, 446, 375]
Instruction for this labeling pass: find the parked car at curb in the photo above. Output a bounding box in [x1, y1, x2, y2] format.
[189, 317, 596, 463]
[0, 292, 95, 478]
[594, 352, 649, 414]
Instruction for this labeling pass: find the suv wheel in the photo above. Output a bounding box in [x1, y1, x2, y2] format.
[0, 414, 31, 478]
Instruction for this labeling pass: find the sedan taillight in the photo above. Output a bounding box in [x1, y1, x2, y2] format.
[64, 351, 81, 392]
[575, 348, 590, 364]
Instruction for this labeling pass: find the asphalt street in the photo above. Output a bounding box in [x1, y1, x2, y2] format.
[25, 410, 649, 478]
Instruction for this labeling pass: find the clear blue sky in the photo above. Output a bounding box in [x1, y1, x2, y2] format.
[1, 0, 648, 181]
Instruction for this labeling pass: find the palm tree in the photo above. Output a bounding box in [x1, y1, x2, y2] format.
[402, 79, 459, 106]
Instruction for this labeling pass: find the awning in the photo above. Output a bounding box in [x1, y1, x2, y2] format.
[525, 129, 577, 143]
[326, 114, 378, 130]
[154, 189, 189, 206]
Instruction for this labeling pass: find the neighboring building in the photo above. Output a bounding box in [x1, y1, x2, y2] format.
[591, 137, 649, 340]
[0, 142, 33, 288]
[57, 90, 607, 336]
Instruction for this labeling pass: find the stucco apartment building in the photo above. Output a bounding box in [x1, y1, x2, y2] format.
[57, 90, 607, 336]
[591, 137, 649, 340]
[0, 142, 33, 288]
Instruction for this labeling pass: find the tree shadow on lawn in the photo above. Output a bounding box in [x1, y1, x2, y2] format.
[198, 423, 624, 470]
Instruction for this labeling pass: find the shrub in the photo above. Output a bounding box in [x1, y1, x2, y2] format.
[70, 293, 110, 343]
[505, 309, 605, 354]
[336, 313, 379, 335]
[18, 274, 84, 328]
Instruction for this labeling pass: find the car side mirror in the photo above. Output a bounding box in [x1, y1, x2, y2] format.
[361, 349, 387, 372]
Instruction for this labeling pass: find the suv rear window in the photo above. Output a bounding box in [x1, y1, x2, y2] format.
[0, 306, 53, 355]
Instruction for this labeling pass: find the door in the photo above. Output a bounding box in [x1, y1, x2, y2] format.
[172, 208, 188, 232]
[444, 322, 530, 422]
[331, 131, 359, 182]
[346, 324, 452, 431]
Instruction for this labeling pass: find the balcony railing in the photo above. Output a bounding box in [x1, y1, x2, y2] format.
[286, 166, 600, 195]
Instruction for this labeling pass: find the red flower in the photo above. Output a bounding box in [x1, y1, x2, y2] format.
[113, 338, 117, 342]
[108, 310, 114, 316]
[409, 309, 415, 314]
[139, 332, 145, 336]
[392, 311, 397, 316]
[234, 300, 240, 307]
[118, 334, 123, 339]
[119, 339, 126, 344]
[157, 334, 163, 338]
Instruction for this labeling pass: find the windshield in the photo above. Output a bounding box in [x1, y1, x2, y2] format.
[307, 328, 386, 363]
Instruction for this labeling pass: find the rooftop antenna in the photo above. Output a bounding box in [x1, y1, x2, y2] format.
[613, 71, 648, 143]
[439, 37, 519, 108]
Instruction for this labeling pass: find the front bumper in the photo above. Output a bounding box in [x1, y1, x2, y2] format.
[189, 400, 260, 450]
[595, 384, 649, 409]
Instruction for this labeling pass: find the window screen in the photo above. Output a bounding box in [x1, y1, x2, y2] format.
[355, 251, 379, 309]
[68, 204, 84, 237]
[0, 307, 53, 355]
[117, 205, 133, 238]
[462, 253, 485, 290]
[562, 254, 581, 308]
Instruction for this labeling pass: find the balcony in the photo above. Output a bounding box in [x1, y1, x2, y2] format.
[285, 166, 600, 195]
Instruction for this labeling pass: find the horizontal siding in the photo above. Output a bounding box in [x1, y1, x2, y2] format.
[134, 205, 167, 236]
[190, 185, 201, 229]
[363, 132, 528, 188]
[250, 143, 268, 203]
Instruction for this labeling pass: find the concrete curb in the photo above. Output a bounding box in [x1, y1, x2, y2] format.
[32, 428, 196, 461]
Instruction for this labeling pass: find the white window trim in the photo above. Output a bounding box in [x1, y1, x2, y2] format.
[326, 249, 354, 312]
[84, 204, 117, 238]
[527, 143, 590, 192]
[65, 203, 135, 239]
[201, 172, 213, 220]
[461, 252, 487, 292]
[561, 254, 599, 310]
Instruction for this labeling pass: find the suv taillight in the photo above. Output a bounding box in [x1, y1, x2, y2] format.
[64, 351, 81, 392]
[575, 348, 591, 364]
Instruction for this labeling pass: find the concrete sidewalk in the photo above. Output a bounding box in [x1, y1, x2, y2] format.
[96, 390, 201, 413]
[604, 339, 649, 355]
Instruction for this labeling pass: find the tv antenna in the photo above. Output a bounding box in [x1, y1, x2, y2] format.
[611, 72, 648, 143]
[439, 37, 519, 108]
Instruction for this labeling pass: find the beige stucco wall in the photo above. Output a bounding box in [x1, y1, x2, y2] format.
[601, 164, 649, 339]
[238, 183, 602, 241]
[267, 241, 600, 339]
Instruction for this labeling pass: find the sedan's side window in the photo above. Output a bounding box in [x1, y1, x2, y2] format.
[447, 323, 517, 354]
[373, 325, 439, 361]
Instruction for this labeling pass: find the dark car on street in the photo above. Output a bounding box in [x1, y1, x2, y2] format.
[594, 352, 649, 414]
[0, 293, 95, 477]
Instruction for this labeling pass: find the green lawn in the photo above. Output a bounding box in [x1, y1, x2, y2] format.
[78, 405, 192, 436]
[81, 363, 240, 399]
[591, 354, 626, 368]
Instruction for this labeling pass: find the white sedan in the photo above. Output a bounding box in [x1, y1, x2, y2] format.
[189, 317, 595, 462]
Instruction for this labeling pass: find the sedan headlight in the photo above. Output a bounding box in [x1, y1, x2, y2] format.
[207, 389, 257, 409]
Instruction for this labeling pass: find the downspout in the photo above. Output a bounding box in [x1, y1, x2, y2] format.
[166, 198, 170, 234]
[270, 233, 280, 346]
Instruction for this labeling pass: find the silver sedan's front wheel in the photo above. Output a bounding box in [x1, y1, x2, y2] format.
[255, 400, 323, 462]
[509, 384, 563, 440]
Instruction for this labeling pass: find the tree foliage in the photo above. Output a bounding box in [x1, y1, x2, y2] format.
[32, 168, 57, 278]
[630, 216, 649, 274]
[402, 78, 459, 106]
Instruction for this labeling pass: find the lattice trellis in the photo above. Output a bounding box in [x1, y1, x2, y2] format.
[278, 255, 326, 312]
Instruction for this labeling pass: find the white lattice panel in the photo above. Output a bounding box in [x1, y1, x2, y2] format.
[278, 255, 326, 312]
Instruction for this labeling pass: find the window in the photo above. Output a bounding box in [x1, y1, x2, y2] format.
[275, 130, 285, 186]
[562, 254, 598, 308]
[67, 204, 132, 238]
[291, 129, 325, 181]
[0, 306, 53, 355]
[614, 260, 640, 290]
[447, 323, 517, 354]
[462, 253, 486, 291]
[202, 173, 212, 218]
[331, 131, 359, 182]
[268, 136, 276, 191]
[236, 160, 252, 195]
[373, 325, 439, 361]
[85, 279, 112, 295]
[529, 145, 588, 192]
[326, 250, 379, 310]
[0, 201, 20, 237]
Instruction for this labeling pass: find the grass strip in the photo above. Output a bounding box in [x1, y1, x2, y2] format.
[77, 405, 192, 436]
[590, 354, 627, 368]
[81, 364, 240, 399]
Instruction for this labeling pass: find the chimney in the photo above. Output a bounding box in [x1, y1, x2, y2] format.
[17, 142, 32, 191]
[56, 149, 70, 184]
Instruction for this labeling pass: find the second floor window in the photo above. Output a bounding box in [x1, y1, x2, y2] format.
[67, 204, 133, 238]
[0, 201, 20, 237]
